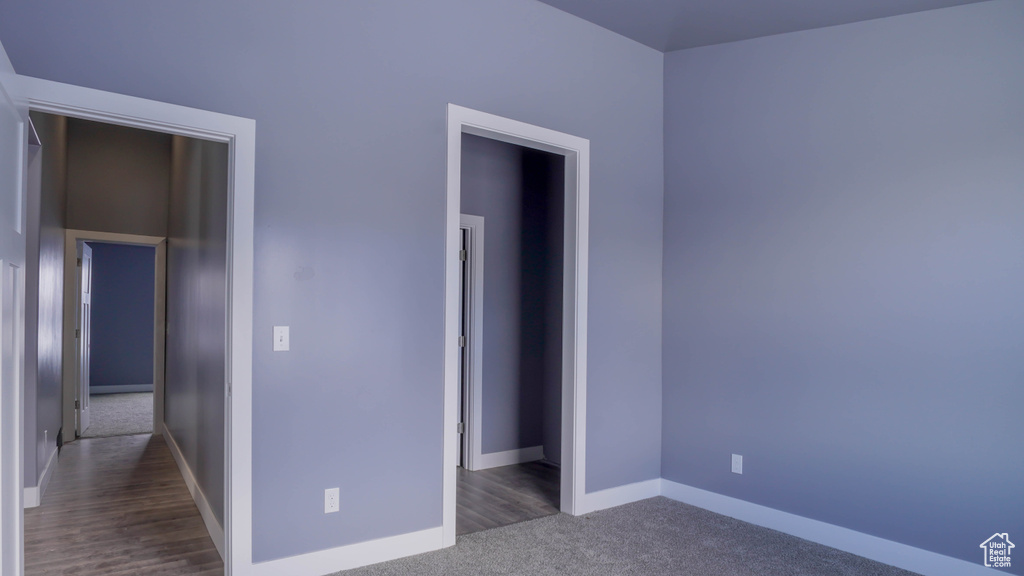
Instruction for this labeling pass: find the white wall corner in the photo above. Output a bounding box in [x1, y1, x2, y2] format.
[476, 446, 545, 470]
[162, 424, 225, 560]
[660, 479, 995, 576]
[579, 478, 662, 515]
[23, 444, 59, 509]
[251, 527, 443, 576]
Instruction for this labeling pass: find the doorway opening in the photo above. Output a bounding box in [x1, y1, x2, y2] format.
[23, 109, 230, 571]
[66, 237, 162, 441]
[455, 133, 566, 535]
[443, 104, 591, 546]
[1, 74, 254, 576]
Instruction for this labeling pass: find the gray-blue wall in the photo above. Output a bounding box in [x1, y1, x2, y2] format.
[460, 134, 564, 463]
[87, 242, 155, 391]
[662, 1, 1024, 570]
[0, 0, 664, 561]
[165, 135, 229, 525]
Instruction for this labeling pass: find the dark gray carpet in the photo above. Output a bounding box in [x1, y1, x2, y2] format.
[336, 497, 920, 576]
[81, 392, 153, 438]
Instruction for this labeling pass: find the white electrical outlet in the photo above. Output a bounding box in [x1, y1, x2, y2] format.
[273, 326, 290, 351]
[324, 487, 340, 513]
[732, 454, 743, 474]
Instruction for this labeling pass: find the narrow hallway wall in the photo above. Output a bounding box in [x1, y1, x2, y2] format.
[165, 135, 229, 524]
[24, 111, 67, 489]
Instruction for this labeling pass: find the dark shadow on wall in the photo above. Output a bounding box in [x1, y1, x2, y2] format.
[516, 149, 564, 461]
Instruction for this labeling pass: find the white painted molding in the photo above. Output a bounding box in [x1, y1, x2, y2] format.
[19, 75, 246, 141]
[90, 384, 154, 394]
[444, 103, 591, 547]
[0, 47, 27, 576]
[23, 445, 58, 508]
[578, 478, 661, 515]
[38, 444, 57, 499]
[251, 527, 443, 576]
[22, 488, 38, 509]
[459, 214, 485, 472]
[152, 240, 166, 440]
[476, 446, 545, 470]
[660, 480, 994, 576]
[163, 424, 225, 561]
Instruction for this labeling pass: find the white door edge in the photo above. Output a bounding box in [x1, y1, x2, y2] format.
[458, 214, 484, 472]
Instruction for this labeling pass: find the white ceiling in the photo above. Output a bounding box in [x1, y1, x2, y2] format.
[535, 0, 990, 51]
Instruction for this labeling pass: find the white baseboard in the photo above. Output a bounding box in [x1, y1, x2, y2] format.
[162, 424, 225, 561]
[24, 487, 39, 509]
[579, 478, 661, 515]
[240, 476, 991, 576]
[24, 445, 59, 508]
[660, 480, 993, 576]
[252, 527, 443, 576]
[91, 384, 154, 394]
[38, 444, 58, 501]
[475, 445, 544, 470]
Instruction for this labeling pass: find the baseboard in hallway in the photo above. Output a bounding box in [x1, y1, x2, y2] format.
[163, 423, 226, 560]
[23, 444, 59, 508]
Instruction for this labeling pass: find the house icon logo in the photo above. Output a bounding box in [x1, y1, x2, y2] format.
[980, 533, 1014, 569]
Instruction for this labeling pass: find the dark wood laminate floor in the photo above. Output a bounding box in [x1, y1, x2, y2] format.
[456, 460, 560, 536]
[25, 434, 223, 576]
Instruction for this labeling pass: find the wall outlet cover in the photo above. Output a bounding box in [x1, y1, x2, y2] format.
[732, 454, 743, 474]
[324, 487, 340, 513]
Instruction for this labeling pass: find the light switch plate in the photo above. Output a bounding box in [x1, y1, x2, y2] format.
[273, 326, 290, 351]
[732, 454, 743, 474]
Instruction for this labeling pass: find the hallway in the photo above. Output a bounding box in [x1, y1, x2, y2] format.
[24, 435, 222, 576]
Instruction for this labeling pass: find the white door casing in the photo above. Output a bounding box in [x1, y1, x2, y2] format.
[457, 227, 467, 468]
[75, 242, 92, 435]
[0, 39, 27, 576]
[458, 215, 484, 472]
[444, 104, 590, 547]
